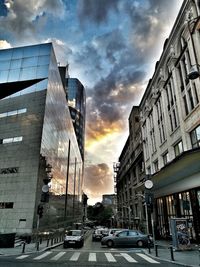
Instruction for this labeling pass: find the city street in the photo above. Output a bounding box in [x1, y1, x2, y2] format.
[0, 232, 182, 267]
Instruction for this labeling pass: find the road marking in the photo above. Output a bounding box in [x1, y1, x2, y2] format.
[70, 252, 80, 261]
[88, 253, 96, 261]
[105, 252, 116, 262]
[16, 255, 29, 259]
[136, 253, 160, 264]
[34, 251, 52, 260]
[50, 252, 66, 261]
[120, 253, 138, 262]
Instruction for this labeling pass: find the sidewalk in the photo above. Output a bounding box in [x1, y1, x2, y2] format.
[0, 230, 91, 256]
[144, 240, 200, 267]
[0, 239, 63, 256]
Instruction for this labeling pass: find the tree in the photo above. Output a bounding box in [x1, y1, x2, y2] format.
[87, 203, 113, 226]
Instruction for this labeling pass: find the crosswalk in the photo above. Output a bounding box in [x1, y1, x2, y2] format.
[15, 251, 160, 264]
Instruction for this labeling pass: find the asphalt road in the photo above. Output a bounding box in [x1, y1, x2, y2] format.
[0, 232, 181, 267]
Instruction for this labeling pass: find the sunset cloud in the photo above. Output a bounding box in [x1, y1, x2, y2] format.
[0, 0, 183, 204]
[84, 163, 113, 204]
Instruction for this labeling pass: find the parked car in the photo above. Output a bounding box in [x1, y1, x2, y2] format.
[92, 228, 108, 241]
[107, 228, 127, 236]
[101, 229, 152, 248]
[63, 230, 84, 248]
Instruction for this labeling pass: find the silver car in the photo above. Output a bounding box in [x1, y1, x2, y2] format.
[101, 229, 152, 248]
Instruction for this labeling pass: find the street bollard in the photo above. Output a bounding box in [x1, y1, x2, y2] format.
[36, 241, 39, 251]
[148, 242, 151, 254]
[155, 244, 158, 257]
[169, 246, 174, 261]
[51, 238, 53, 246]
[21, 242, 26, 253]
[39, 238, 42, 244]
[47, 239, 49, 247]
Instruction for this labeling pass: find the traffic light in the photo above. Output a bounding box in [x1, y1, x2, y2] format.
[37, 205, 44, 218]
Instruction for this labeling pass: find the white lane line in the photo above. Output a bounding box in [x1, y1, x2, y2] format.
[120, 253, 138, 262]
[88, 253, 96, 262]
[16, 255, 29, 259]
[70, 252, 80, 261]
[34, 251, 52, 260]
[136, 253, 160, 264]
[50, 252, 66, 261]
[105, 252, 116, 262]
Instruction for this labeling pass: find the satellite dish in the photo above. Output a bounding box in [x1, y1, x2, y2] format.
[188, 65, 200, 80]
[42, 184, 49, 193]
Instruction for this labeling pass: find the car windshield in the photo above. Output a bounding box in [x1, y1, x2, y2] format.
[67, 230, 81, 236]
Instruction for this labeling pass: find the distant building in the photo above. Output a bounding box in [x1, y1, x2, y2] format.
[0, 43, 83, 236]
[102, 194, 117, 206]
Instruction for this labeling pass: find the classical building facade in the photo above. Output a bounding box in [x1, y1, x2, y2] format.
[0, 43, 83, 236]
[115, 0, 200, 242]
[114, 107, 146, 230]
[140, 0, 200, 241]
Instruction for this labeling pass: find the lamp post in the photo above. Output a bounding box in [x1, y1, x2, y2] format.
[144, 179, 156, 248]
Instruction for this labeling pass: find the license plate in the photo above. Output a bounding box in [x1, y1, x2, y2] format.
[69, 241, 75, 244]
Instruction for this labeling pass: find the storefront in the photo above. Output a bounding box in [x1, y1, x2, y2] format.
[152, 149, 200, 242]
[155, 188, 200, 242]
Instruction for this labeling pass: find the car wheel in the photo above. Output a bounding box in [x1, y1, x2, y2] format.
[63, 243, 67, 249]
[92, 237, 95, 241]
[137, 240, 144, 247]
[107, 240, 114, 248]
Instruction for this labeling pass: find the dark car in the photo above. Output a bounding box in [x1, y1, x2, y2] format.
[63, 230, 84, 248]
[101, 229, 152, 248]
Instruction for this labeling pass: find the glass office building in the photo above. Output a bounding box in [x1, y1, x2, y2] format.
[67, 78, 86, 160]
[0, 43, 83, 235]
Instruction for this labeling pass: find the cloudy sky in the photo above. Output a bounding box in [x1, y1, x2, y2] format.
[0, 0, 183, 204]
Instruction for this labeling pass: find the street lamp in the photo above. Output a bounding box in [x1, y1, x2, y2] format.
[186, 15, 200, 80]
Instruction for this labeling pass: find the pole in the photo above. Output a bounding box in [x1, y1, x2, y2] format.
[64, 140, 71, 218]
[145, 203, 149, 234]
[151, 212, 156, 249]
[35, 215, 40, 248]
[128, 208, 131, 229]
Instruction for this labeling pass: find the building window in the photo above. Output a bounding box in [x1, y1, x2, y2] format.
[0, 167, 19, 174]
[0, 108, 27, 118]
[190, 125, 200, 148]
[0, 202, 14, 209]
[154, 160, 159, 172]
[156, 99, 166, 144]
[163, 151, 169, 165]
[174, 140, 183, 157]
[165, 78, 179, 132]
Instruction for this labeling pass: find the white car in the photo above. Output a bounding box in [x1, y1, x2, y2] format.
[63, 230, 84, 248]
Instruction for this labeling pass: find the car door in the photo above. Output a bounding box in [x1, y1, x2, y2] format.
[114, 231, 129, 246]
[127, 230, 138, 246]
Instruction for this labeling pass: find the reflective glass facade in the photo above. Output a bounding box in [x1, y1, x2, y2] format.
[0, 43, 83, 235]
[67, 78, 86, 160]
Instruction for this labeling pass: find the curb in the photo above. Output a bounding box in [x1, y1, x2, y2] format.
[143, 249, 199, 267]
